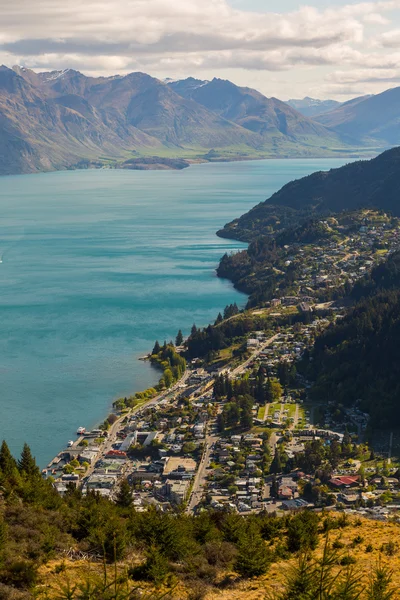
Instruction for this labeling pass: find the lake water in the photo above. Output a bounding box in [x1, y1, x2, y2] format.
[0, 158, 351, 465]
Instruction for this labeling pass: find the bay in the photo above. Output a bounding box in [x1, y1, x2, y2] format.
[0, 158, 351, 465]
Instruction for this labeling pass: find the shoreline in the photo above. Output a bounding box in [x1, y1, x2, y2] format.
[0, 150, 378, 178]
[43, 238, 248, 470]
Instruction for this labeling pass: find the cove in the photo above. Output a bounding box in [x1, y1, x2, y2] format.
[0, 158, 351, 465]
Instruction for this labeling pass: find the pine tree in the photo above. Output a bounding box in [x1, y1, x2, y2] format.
[0, 440, 17, 477]
[18, 443, 39, 477]
[366, 561, 396, 600]
[235, 523, 271, 577]
[152, 340, 161, 355]
[175, 330, 183, 346]
[191, 323, 197, 336]
[115, 478, 132, 508]
[215, 312, 223, 325]
[270, 449, 282, 474]
[141, 546, 170, 586]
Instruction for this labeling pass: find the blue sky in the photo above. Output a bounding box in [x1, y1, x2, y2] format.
[2, 0, 400, 100]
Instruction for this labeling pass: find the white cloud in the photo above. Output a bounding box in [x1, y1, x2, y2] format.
[1, 0, 400, 99]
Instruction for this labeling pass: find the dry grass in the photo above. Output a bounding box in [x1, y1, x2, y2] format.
[36, 514, 400, 599]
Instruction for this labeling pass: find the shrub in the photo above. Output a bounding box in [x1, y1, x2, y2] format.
[340, 555, 357, 566]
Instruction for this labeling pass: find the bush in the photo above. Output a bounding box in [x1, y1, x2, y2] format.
[366, 544, 373, 553]
[340, 555, 357, 566]
[352, 534, 364, 546]
[332, 539, 345, 549]
[381, 540, 397, 556]
[0, 561, 38, 589]
[129, 547, 170, 586]
[204, 541, 237, 568]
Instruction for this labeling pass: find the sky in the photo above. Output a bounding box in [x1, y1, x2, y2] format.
[2, 0, 400, 100]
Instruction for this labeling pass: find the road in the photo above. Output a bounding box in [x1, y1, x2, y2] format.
[186, 433, 219, 513]
[185, 334, 280, 513]
[83, 370, 191, 480]
[231, 333, 279, 376]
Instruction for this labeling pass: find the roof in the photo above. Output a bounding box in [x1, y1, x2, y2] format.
[329, 476, 359, 487]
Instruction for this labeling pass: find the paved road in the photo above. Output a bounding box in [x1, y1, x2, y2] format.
[84, 370, 191, 481]
[231, 334, 279, 376]
[186, 433, 219, 513]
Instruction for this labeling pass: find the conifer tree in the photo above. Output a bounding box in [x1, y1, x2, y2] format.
[152, 340, 161, 355]
[191, 323, 197, 336]
[215, 312, 223, 324]
[0, 440, 17, 477]
[366, 561, 395, 600]
[270, 449, 282, 474]
[235, 523, 271, 577]
[115, 478, 132, 508]
[175, 330, 183, 346]
[141, 546, 170, 586]
[18, 443, 39, 477]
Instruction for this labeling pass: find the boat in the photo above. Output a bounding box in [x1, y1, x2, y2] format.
[67, 440, 74, 447]
[76, 427, 86, 435]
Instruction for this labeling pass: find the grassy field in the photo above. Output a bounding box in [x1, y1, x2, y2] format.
[257, 405, 266, 420]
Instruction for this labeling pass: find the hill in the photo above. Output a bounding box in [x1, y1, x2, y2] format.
[315, 87, 400, 146]
[0, 66, 161, 175]
[169, 77, 340, 143]
[308, 251, 400, 428]
[0, 66, 358, 176]
[218, 146, 400, 242]
[286, 96, 341, 117]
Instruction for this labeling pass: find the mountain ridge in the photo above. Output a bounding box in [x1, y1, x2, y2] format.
[218, 146, 400, 241]
[0, 65, 362, 176]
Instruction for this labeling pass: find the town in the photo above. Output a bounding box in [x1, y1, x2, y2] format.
[43, 210, 400, 522]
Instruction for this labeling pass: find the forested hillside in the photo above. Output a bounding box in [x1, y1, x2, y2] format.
[0, 439, 398, 599]
[308, 252, 400, 427]
[218, 147, 400, 242]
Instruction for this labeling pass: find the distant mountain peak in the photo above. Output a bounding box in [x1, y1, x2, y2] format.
[286, 97, 341, 117]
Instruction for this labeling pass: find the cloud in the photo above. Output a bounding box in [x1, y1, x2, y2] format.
[1, 0, 400, 99]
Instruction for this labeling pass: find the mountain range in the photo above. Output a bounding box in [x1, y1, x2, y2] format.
[286, 97, 342, 117]
[1, 65, 400, 176]
[0, 66, 359, 176]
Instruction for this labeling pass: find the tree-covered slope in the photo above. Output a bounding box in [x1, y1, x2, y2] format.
[309, 251, 400, 428]
[219, 147, 400, 242]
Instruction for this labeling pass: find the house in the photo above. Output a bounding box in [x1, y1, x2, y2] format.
[329, 476, 360, 489]
[279, 486, 293, 500]
[282, 499, 310, 511]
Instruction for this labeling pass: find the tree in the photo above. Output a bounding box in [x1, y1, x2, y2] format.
[18, 443, 39, 477]
[270, 449, 282, 475]
[135, 546, 170, 586]
[0, 441, 17, 477]
[164, 369, 174, 388]
[175, 330, 183, 346]
[115, 479, 132, 508]
[191, 324, 197, 336]
[240, 407, 253, 430]
[235, 523, 271, 577]
[366, 561, 395, 600]
[152, 340, 161, 355]
[287, 512, 319, 553]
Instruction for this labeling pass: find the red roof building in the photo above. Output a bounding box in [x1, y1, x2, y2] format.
[329, 476, 360, 488]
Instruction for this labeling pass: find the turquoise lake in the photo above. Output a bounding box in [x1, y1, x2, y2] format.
[0, 158, 351, 465]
